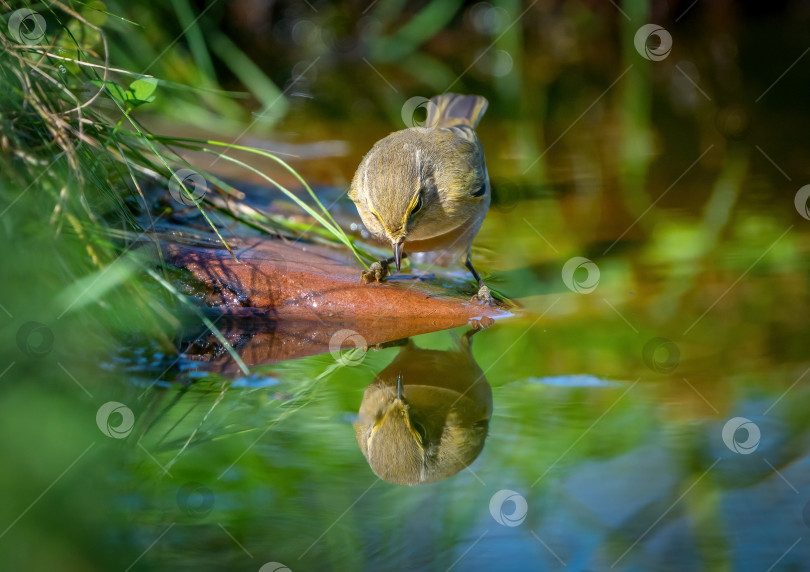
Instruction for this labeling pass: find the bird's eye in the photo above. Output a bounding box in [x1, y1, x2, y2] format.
[411, 193, 423, 215]
[413, 422, 427, 444]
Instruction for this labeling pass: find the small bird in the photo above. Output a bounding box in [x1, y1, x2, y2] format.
[348, 93, 493, 303]
[354, 330, 492, 486]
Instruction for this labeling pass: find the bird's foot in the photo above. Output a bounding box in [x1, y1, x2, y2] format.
[469, 316, 495, 331]
[361, 261, 391, 284]
[471, 283, 494, 305]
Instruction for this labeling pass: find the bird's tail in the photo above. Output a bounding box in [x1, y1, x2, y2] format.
[426, 93, 489, 129]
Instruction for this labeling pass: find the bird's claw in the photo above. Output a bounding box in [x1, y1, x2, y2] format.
[470, 316, 495, 330]
[361, 261, 391, 284]
[471, 283, 494, 305]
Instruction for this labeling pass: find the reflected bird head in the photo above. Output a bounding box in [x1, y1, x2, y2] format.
[354, 332, 492, 485]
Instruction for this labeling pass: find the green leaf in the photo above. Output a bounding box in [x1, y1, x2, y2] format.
[92, 80, 128, 105]
[128, 77, 158, 104]
[90, 77, 157, 110]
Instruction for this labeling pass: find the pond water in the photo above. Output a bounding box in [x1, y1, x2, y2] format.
[51, 154, 809, 571]
[80, 171, 810, 572]
[3, 3, 810, 572]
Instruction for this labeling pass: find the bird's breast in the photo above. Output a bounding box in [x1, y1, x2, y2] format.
[405, 219, 477, 256]
[406, 192, 490, 257]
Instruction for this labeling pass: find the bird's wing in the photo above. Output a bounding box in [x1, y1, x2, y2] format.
[440, 124, 479, 145]
[438, 127, 489, 198]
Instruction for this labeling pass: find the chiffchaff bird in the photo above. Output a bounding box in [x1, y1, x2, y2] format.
[349, 93, 493, 303]
[354, 330, 492, 485]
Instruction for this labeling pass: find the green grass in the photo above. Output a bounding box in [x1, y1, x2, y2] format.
[0, 1, 370, 374]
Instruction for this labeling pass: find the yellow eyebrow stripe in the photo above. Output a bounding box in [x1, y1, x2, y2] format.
[368, 205, 386, 229]
[401, 192, 421, 228]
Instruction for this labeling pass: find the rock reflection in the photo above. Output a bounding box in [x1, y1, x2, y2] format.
[354, 330, 492, 485]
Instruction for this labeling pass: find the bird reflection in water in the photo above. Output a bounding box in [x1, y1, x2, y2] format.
[354, 329, 492, 485]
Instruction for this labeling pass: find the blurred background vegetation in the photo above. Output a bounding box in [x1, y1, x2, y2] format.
[2, 0, 810, 570]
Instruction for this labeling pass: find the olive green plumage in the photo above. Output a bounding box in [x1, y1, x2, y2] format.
[349, 94, 494, 301]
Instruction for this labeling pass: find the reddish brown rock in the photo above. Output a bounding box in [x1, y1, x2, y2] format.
[164, 237, 511, 367]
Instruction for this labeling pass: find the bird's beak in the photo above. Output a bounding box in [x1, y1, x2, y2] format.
[393, 240, 404, 271]
[396, 373, 404, 401]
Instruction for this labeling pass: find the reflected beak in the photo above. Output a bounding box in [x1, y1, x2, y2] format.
[396, 373, 404, 401]
[393, 240, 404, 271]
